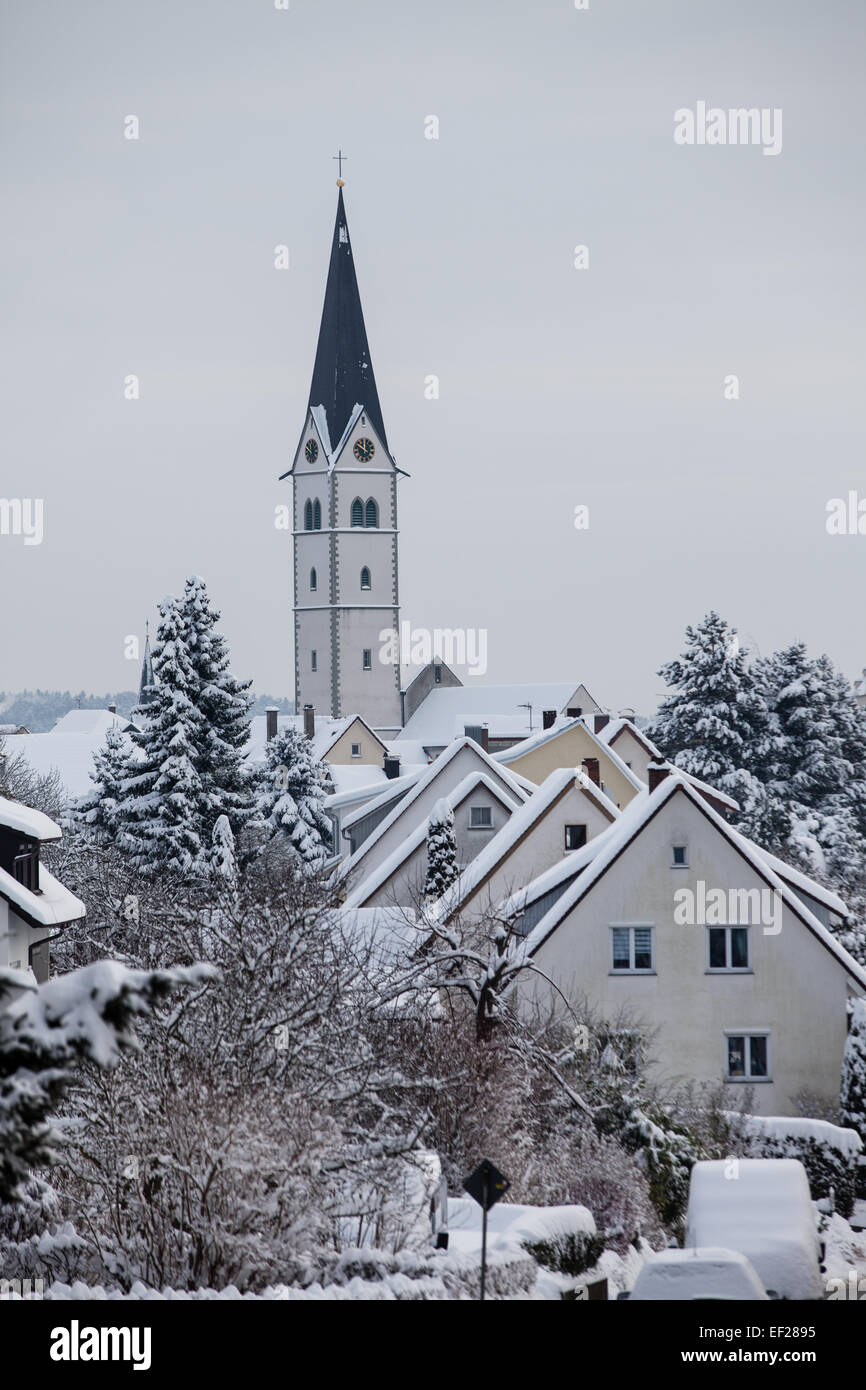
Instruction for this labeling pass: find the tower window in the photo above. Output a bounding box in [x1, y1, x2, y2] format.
[312, 498, 322, 530]
[360, 566, 371, 590]
[311, 650, 317, 672]
[365, 498, 379, 528]
[304, 500, 313, 531]
[351, 498, 364, 527]
[363, 649, 372, 670]
[310, 567, 317, 592]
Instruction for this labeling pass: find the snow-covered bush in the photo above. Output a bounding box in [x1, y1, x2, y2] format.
[741, 1115, 862, 1218]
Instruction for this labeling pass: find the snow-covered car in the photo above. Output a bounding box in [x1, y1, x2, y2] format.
[622, 1247, 769, 1301]
[684, 1158, 824, 1300]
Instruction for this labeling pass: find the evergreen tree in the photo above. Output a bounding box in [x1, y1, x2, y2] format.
[255, 727, 333, 865]
[179, 576, 255, 844]
[841, 998, 866, 1147]
[424, 799, 459, 900]
[70, 723, 130, 839]
[210, 813, 238, 888]
[646, 612, 771, 830]
[112, 596, 208, 875]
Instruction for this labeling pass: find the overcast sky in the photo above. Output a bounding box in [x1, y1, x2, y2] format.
[1, 0, 864, 715]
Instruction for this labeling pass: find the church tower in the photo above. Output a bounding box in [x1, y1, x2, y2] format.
[281, 180, 403, 736]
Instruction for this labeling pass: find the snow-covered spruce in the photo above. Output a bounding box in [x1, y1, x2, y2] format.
[423, 799, 459, 901]
[841, 998, 866, 1158]
[254, 726, 333, 865]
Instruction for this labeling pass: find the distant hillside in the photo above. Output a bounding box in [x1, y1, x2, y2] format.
[0, 690, 294, 734]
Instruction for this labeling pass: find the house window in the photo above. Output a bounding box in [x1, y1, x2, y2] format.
[351, 498, 364, 527]
[708, 926, 750, 971]
[363, 649, 372, 670]
[13, 843, 39, 893]
[671, 845, 688, 867]
[351, 742, 361, 758]
[360, 566, 371, 590]
[726, 1033, 770, 1081]
[470, 806, 492, 829]
[310, 567, 317, 592]
[312, 498, 322, 530]
[365, 497, 378, 528]
[564, 824, 587, 851]
[567, 707, 582, 718]
[434, 664, 442, 684]
[304, 499, 313, 531]
[611, 925, 654, 973]
[311, 650, 317, 672]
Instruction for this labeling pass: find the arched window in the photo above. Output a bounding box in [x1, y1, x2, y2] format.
[360, 566, 371, 590]
[310, 567, 317, 591]
[312, 498, 322, 530]
[351, 497, 364, 527]
[304, 499, 313, 531]
[365, 497, 378, 528]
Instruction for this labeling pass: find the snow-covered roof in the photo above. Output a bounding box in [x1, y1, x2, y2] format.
[524, 772, 866, 992]
[754, 847, 848, 919]
[433, 767, 619, 922]
[497, 717, 645, 794]
[0, 860, 86, 928]
[598, 717, 662, 760]
[670, 766, 740, 813]
[5, 714, 134, 802]
[244, 712, 384, 767]
[395, 683, 589, 747]
[338, 737, 530, 881]
[342, 771, 521, 910]
[0, 795, 63, 842]
[49, 710, 135, 738]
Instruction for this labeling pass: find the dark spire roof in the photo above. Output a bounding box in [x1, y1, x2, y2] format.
[307, 188, 388, 453]
[139, 626, 156, 705]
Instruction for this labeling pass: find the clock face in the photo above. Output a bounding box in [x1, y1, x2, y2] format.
[305, 439, 319, 464]
[353, 437, 375, 463]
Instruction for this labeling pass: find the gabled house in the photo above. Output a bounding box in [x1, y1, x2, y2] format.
[395, 682, 601, 758]
[0, 796, 85, 982]
[434, 766, 619, 926]
[338, 736, 531, 888]
[497, 715, 645, 807]
[516, 770, 864, 1116]
[342, 771, 522, 910]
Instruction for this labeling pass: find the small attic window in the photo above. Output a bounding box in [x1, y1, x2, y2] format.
[434, 664, 442, 684]
[13, 842, 39, 893]
[672, 845, 688, 867]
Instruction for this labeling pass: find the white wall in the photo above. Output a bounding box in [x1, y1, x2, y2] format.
[522, 788, 856, 1116]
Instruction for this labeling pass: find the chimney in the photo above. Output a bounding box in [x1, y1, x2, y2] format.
[542, 709, 556, 730]
[648, 761, 669, 794]
[464, 724, 489, 752]
[266, 706, 279, 743]
[384, 754, 401, 780]
[581, 757, 600, 787]
[593, 713, 609, 734]
[303, 704, 315, 740]
[107, 702, 117, 714]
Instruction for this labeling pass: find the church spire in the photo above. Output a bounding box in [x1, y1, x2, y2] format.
[307, 185, 388, 453]
[138, 623, 156, 706]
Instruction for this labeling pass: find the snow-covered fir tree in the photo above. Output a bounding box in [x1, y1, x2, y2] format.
[179, 575, 255, 850]
[423, 798, 459, 901]
[646, 612, 780, 845]
[111, 595, 209, 874]
[210, 813, 238, 889]
[841, 998, 866, 1146]
[255, 726, 333, 865]
[70, 723, 130, 840]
